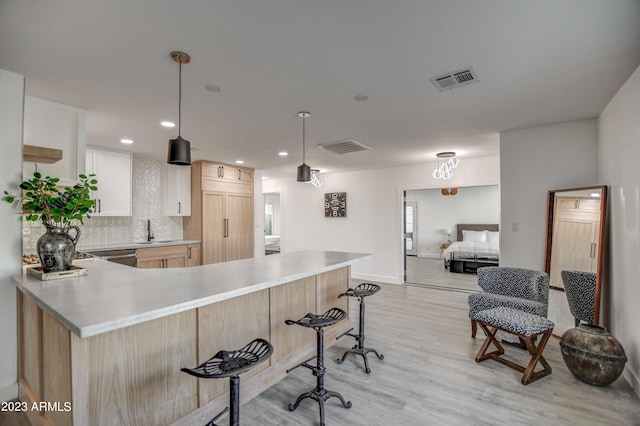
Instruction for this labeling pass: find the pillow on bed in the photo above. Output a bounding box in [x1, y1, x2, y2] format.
[462, 230, 487, 242]
[486, 231, 500, 244]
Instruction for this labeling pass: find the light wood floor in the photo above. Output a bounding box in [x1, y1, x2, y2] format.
[3, 282, 638, 426]
[238, 281, 639, 426]
[405, 255, 480, 292]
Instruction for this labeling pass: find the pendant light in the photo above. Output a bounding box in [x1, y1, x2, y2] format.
[296, 111, 311, 182]
[167, 51, 191, 165]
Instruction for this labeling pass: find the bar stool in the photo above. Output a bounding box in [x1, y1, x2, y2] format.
[337, 283, 384, 373]
[181, 338, 273, 426]
[285, 308, 352, 426]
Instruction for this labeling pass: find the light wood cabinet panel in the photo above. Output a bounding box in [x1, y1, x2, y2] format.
[184, 161, 254, 265]
[187, 243, 201, 267]
[137, 245, 188, 269]
[198, 290, 270, 404]
[202, 192, 225, 265]
[225, 194, 254, 261]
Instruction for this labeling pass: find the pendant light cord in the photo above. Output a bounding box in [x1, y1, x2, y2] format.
[302, 115, 306, 163]
[178, 59, 182, 137]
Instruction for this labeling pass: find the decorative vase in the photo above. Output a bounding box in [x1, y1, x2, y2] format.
[36, 224, 81, 273]
[559, 324, 627, 386]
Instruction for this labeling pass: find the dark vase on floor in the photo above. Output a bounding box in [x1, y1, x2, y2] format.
[559, 324, 627, 386]
[37, 224, 81, 273]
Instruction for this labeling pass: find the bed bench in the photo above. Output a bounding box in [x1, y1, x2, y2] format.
[472, 306, 554, 385]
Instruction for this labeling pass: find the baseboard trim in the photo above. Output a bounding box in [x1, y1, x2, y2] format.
[0, 381, 18, 403]
[623, 366, 640, 399]
[351, 272, 402, 285]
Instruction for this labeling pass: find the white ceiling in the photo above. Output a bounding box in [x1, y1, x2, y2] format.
[1, 1, 639, 180]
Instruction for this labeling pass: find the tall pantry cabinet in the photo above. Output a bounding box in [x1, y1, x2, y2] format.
[183, 160, 254, 265]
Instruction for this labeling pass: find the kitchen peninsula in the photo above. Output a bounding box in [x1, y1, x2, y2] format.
[14, 250, 371, 426]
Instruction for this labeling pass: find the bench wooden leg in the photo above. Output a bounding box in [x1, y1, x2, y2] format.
[475, 321, 553, 385]
[471, 319, 477, 338]
[521, 329, 552, 385]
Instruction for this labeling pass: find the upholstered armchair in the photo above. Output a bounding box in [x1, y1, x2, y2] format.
[468, 266, 550, 338]
[561, 270, 596, 326]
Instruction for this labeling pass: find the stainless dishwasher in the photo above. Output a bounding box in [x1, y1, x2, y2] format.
[89, 249, 137, 267]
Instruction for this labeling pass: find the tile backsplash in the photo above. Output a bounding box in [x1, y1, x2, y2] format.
[22, 156, 183, 253]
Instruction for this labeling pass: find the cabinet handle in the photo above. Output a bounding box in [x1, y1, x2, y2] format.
[238, 169, 241, 180]
[224, 219, 229, 237]
[221, 166, 225, 178]
[590, 242, 597, 258]
[178, 202, 181, 214]
[98, 199, 101, 213]
[188, 247, 192, 259]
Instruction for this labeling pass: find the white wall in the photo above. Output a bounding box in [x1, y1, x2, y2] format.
[0, 69, 24, 401]
[598, 64, 640, 396]
[499, 119, 599, 336]
[406, 185, 500, 257]
[263, 156, 499, 284]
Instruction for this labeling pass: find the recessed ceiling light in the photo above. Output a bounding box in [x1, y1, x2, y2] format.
[278, 151, 288, 156]
[120, 139, 133, 144]
[161, 121, 175, 128]
[354, 94, 369, 102]
[205, 84, 221, 93]
[235, 160, 244, 164]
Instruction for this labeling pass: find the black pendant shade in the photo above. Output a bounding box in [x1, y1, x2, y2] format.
[167, 136, 191, 165]
[296, 111, 311, 182]
[297, 163, 311, 182]
[167, 51, 192, 166]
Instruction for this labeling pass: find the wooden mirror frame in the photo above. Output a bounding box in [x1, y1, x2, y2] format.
[544, 185, 607, 324]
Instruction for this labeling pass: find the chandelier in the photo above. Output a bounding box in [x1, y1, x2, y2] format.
[306, 169, 323, 188]
[432, 152, 460, 179]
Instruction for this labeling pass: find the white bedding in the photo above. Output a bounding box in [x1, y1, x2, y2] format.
[443, 241, 499, 260]
[265, 235, 280, 252]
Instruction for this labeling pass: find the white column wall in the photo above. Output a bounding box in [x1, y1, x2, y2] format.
[499, 119, 600, 337]
[598, 64, 640, 396]
[0, 69, 24, 402]
[263, 156, 499, 284]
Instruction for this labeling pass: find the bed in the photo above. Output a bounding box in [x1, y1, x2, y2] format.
[444, 224, 499, 273]
[265, 235, 280, 254]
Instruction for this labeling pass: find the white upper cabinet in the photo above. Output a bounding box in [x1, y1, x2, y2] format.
[164, 165, 191, 216]
[86, 147, 132, 216]
[23, 96, 86, 185]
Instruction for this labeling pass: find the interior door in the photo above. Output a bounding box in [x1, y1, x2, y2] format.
[405, 201, 418, 256]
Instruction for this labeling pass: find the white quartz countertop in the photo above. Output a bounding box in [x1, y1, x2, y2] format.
[14, 250, 372, 338]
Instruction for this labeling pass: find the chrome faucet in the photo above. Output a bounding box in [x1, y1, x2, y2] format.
[147, 220, 154, 242]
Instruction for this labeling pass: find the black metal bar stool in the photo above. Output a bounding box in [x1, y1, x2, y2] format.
[285, 307, 352, 426]
[336, 283, 384, 373]
[181, 338, 273, 426]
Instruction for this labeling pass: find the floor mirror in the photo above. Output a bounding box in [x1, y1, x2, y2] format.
[544, 185, 607, 324]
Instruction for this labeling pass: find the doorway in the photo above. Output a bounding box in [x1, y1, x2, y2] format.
[264, 192, 281, 254]
[403, 185, 500, 292]
[405, 201, 418, 256]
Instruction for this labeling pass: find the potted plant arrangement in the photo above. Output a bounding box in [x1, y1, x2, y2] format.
[4, 170, 97, 273]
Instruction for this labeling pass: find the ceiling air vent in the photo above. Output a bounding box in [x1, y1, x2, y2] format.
[430, 67, 479, 92]
[318, 139, 372, 155]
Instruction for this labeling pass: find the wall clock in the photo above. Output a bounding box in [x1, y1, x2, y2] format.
[325, 192, 347, 217]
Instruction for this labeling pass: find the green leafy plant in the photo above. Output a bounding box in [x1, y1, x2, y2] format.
[3, 171, 98, 227]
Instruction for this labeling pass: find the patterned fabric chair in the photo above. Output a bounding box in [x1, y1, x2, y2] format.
[468, 266, 550, 338]
[561, 270, 596, 326]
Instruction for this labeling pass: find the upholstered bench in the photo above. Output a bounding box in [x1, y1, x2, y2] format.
[472, 306, 554, 385]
